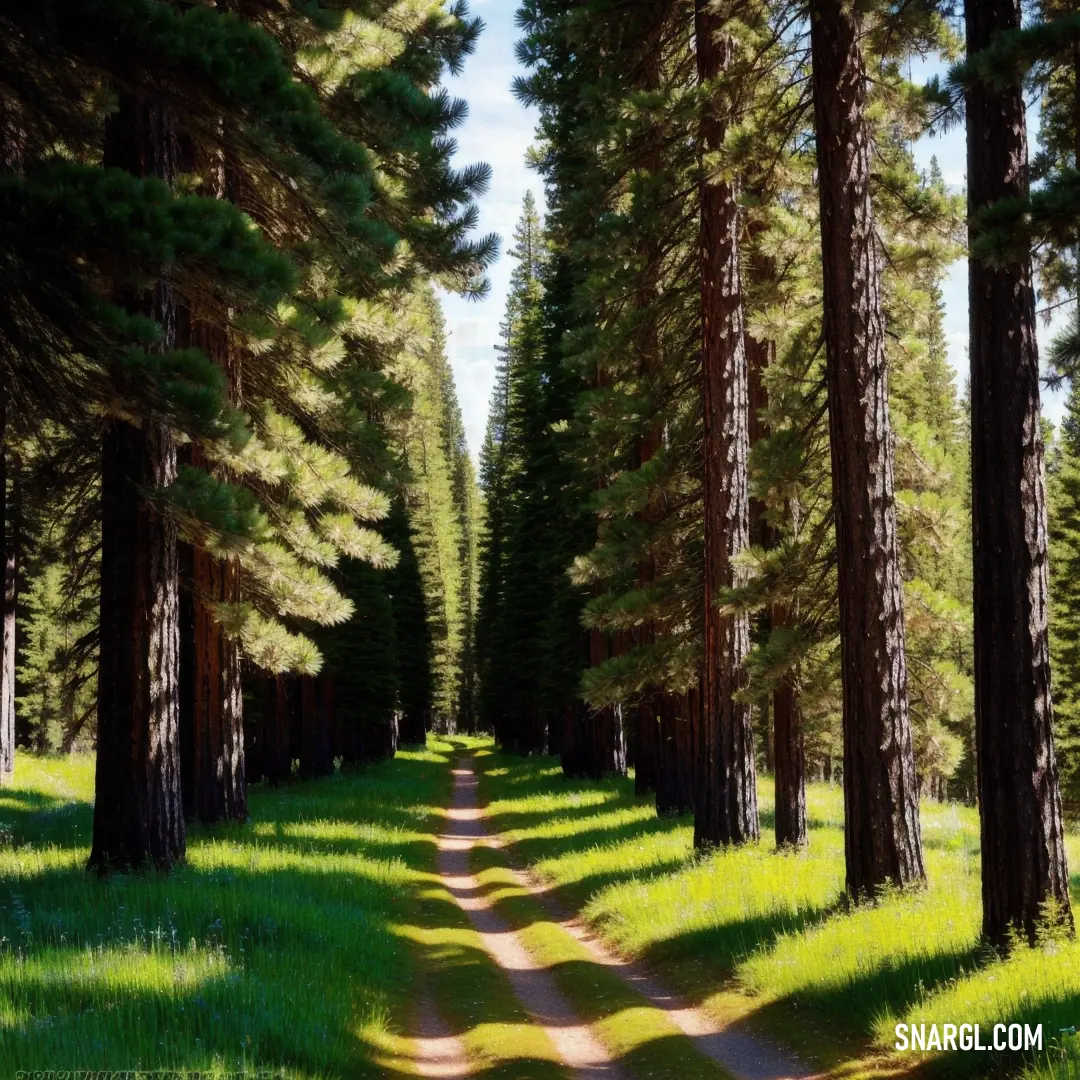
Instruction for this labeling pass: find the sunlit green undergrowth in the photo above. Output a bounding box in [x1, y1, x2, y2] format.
[0, 742, 457, 1079]
[879, 930, 1080, 1077]
[477, 748, 1080, 1079]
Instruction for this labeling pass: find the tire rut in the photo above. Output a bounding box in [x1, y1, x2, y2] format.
[472, 760, 816, 1080]
[437, 763, 626, 1078]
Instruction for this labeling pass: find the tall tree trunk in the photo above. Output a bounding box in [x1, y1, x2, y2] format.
[178, 131, 247, 825]
[772, 606, 807, 848]
[0, 401, 13, 785]
[561, 699, 586, 777]
[635, 695, 660, 795]
[299, 673, 333, 779]
[746, 268, 807, 848]
[90, 94, 185, 872]
[695, 0, 758, 850]
[184, 540, 246, 822]
[965, 0, 1073, 945]
[579, 628, 628, 778]
[656, 691, 695, 816]
[262, 674, 293, 785]
[808, 0, 924, 896]
[590, 703, 627, 779]
[179, 360, 246, 821]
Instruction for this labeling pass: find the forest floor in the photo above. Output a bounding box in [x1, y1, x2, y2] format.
[464, 743, 1080, 1080]
[0, 739, 1078, 1080]
[411, 754, 810, 1079]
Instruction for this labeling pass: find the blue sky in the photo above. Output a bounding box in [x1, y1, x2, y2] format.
[439, 12, 1072, 461]
[437, 0, 544, 461]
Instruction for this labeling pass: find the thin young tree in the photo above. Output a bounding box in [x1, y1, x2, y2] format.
[0, 400, 14, 786]
[964, 0, 1073, 945]
[808, 0, 924, 895]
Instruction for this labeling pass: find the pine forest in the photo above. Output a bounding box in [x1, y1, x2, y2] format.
[1, 2, 1079, 1079]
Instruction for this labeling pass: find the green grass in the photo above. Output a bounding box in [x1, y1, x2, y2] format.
[6, 742, 1079, 1080]
[0, 742, 571, 1080]
[476, 750, 1080, 1080]
[0, 750, 451, 1078]
[465, 784, 734, 1078]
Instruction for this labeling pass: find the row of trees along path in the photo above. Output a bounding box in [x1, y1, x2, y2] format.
[479, 0, 1078, 952]
[0, 3, 493, 863]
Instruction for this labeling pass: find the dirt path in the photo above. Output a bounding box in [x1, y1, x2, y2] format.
[437, 764, 625, 1078]
[416, 757, 815, 1079]
[453, 757, 814, 1080]
[410, 998, 471, 1079]
[492, 848, 813, 1080]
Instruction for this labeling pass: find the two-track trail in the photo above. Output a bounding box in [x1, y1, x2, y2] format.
[406, 756, 814, 1080]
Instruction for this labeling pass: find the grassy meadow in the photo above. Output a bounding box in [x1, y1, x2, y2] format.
[0, 739, 589, 1080]
[0, 749, 458, 1077]
[2, 739, 1078, 1080]
[475, 750, 1080, 1080]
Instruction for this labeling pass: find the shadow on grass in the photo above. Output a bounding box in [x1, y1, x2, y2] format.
[475, 747, 1080, 1080]
[0, 786, 93, 850]
[0, 749, 463, 1077]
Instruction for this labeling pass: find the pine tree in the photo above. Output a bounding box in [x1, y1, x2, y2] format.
[396, 291, 470, 733]
[516, 2, 697, 786]
[695, 0, 758, 850]
[477, 193, 546, 752]
[91, 92, 187, 872]
[0, 0, 492, 853]
[962, 0, 1074, 945]
[437, 335, 481, 732]
[1050, 384, 1080, 805]
[809, 0, 925, 897]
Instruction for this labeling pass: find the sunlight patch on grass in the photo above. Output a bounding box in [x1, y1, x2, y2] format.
[739, 872, 980, 1015]
[0, 744, 459, 1077]
[590, 838, 844, 962]
[476, 747, 1080, 1080]
[877, 935, 1080, 1076]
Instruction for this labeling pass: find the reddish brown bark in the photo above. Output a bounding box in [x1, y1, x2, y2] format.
[178, 135, 247, 824]
[90, 93, 185, 871]
[809, 0, 923, 895]
[965, 0, 1073, 945]
[656, 690, 695, 816]
[299, 673, 333, 779]
[695, 0, 758, 849]
[184, 544, 245, 822]
[0, 402, 14, 785]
